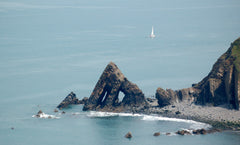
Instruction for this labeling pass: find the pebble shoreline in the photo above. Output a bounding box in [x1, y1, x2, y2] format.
[138, 100, 240, 130]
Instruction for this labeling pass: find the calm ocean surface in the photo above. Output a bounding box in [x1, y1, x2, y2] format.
[0, 0, 240, 144]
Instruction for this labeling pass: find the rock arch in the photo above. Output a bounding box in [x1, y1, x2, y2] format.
[83, 62, 148, 111]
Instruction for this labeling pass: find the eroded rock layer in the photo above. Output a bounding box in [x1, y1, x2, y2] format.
[83, 62, 148, 111]
[156, 87, 197, 107]
[194, 38, 240, 109]
[156, 38, 240, 110]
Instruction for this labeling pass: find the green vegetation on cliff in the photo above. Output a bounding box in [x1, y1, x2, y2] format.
[232, 38, 240, 72]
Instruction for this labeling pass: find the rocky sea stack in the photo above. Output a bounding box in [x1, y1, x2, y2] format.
[57, 92, 88, 109]
[83, 62, 148, 112]
[156, 38, 240, 110]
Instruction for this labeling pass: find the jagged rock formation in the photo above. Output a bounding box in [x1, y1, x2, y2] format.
[156, 87, 197, 107]
[194, 38, 240, 109]
[57, 92, 88, 109]
[156, 38, 240, 110]
[83, 62, 148, 112]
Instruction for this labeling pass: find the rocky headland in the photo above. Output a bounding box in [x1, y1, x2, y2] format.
[156, 37, 240, 110]
[85, 38, 240, 130]
[55, 38, 240, 131]
[149, 38, 240, 130]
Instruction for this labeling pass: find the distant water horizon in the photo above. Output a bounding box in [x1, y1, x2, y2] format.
[1, 0, 240, 145]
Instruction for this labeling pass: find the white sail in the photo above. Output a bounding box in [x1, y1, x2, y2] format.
[150, 26, 155, 38]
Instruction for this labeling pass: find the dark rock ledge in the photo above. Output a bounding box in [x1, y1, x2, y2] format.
[57, 92, 88, 110]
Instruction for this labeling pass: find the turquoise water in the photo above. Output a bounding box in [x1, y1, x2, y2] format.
[0, 0, 240, 144]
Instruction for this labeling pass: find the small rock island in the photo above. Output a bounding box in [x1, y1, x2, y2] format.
[83, 62, 148, 112]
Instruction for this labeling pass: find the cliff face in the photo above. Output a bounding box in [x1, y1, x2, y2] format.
[156, 38, 240, 110]
[195, 38, 240, 109]
[83, 62, 148, 112]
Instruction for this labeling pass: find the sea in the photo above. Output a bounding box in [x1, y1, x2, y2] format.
[0, 0, 240, 145]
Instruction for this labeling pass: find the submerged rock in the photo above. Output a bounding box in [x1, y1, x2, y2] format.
[176, 130, 191, 135]
[36, 110, 43, 117]
[192, 128, 207, 135]
[83, 62, 148, 112]
[54, 109, 58, 113]
[125, 132, 132, 138]
[33, 110, 59, 119]
[166, 133, 171, 136]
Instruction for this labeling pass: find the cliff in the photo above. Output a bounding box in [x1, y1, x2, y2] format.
[195, 37, 240, 109]
[83, 62, 148, 112]
[156, 38, 240, 110]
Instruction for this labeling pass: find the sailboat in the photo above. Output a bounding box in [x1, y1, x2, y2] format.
[150, 26, 156, 38]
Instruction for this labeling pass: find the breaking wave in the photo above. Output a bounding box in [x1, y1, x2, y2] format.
[32, 112, 60, 119]
[87, 111, 142, 117]
[142, 115, 211, 129]
[87, 111, 211, 129]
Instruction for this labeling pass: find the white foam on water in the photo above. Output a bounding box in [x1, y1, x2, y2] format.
[87, 111, 117, 117]
[189, 122, 211, 130]
[87, 111, 142, 117]
[86, 111, 211, 129]
[118, 112, 142, 117]
[142, 115, 211, 129]
[162, 132, 177, 136]
[72, 112, 81, 115]
[32, 113, 60, 119]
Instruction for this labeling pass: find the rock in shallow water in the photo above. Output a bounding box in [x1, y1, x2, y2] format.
[192, 129, 207, 135]
[83, 62, 148, 112]
[54, 109, 58, 112]
[153, 132, 160, 136]
[176, 130, 191, 135]
[125, 132, 132, 138]
[57, 92, 88, 109]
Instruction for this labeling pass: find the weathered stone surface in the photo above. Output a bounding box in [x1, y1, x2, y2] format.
[156, 38, 240, 110]
[195, 38, 240, 109]
[156, 87, 196, 107]
[57, 92, 80, 109]
[79, 97, 89, 104]
[83, 62, 148, 111]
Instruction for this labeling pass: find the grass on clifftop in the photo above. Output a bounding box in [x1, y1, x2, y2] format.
[232, 38, 240, 72]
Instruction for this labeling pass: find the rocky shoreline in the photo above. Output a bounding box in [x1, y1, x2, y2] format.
[55, 38, 240, 132]
[140, 100, 240, 131]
